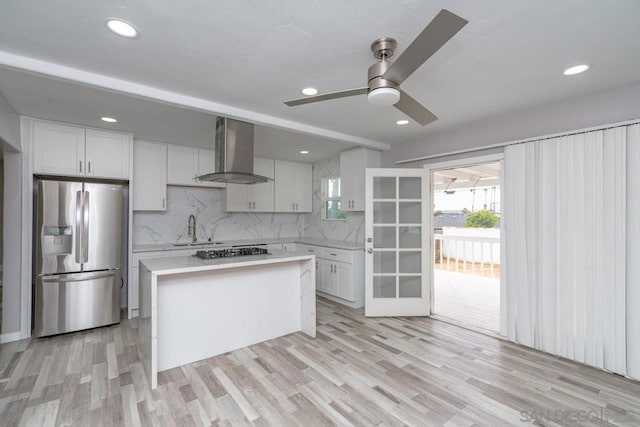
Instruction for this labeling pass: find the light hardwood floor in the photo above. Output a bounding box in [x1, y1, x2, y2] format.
[1, 298, 640, 426]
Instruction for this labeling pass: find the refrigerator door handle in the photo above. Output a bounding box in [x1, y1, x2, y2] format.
[83, 191, 90, 263]
[41, 271, 117, 282]
[75, 191, 83, 264]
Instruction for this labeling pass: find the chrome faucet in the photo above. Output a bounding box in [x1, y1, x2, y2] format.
[187, 214, 197, 243]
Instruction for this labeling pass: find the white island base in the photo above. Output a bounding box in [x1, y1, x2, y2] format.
[138, 252, 316, 389]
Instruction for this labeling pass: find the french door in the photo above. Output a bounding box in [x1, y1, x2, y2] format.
[365, 168, 430, 317]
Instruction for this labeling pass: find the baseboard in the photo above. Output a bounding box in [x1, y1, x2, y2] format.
[0, 331, 26, 343]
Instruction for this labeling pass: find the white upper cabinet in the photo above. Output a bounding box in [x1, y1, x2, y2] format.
[252, 157, 275, 211]
[167, 144, 224, 188]
[32, 121, 85, 176]
[225, 157, 274, 212]
[197, 148, 222, 188]
[340, 148, 381, 211]
[32, 120, 131, 180]
[274, 160, 312, 212]
[133, 140, 167, 211]
[167, 145, 198, 186]
[85, 129, 131, 179]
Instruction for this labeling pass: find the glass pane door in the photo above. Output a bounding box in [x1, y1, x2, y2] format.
[365, 168, 429, 317]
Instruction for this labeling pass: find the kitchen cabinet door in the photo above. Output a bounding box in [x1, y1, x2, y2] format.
[225, 183, 250, 211]
[282, 243, 297, 252]
[319, 259, 336, 294]
[133, 141, 167, 211]
[274, 160, 294, 211]
[250, 157, 275, 211]
[32, 121, 85, 176]
[274, 160, 311, 212]
[85, 129, 131, 179]
[293, 162, 312, 212]
[197, 148, 225, 188]
[334, 262, 354, 301]
[167, 145, 199, 186]
[340, 148, 381, 211]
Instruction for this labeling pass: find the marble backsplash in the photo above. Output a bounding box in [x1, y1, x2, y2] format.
[133, 155, 365, 245]
[133, 187, 307, 245]
[302, 156, 365, 243]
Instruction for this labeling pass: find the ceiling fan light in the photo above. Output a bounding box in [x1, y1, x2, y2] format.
[367, 87, 400, 107]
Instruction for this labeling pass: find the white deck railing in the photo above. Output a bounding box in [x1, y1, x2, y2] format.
[434, 234, 500, 275]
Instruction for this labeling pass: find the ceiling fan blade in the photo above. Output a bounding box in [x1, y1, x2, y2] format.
[284, 87, 368, 106]
[394, 89, 438, 126]
[383, 9, 467, 85]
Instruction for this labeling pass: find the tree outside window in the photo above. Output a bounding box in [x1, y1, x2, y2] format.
[322, 177, 346, 220]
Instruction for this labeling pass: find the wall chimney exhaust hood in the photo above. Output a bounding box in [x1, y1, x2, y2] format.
[198, 117, 272, 184]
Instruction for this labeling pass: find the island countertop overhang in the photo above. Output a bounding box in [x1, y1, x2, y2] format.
[139, 250, 315, 276]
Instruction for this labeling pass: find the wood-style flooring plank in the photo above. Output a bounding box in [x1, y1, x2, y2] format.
[1, 297, 640, 426]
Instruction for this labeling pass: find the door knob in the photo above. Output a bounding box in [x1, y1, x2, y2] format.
[367, 248, 373, 254]
[367, 237, 372, 242]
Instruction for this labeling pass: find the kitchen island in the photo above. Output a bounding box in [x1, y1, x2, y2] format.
[137, 250, 316, 389]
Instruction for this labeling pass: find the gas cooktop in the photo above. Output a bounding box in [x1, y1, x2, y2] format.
[195, 247, 269, 259]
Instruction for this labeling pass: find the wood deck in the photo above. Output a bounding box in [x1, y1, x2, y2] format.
[1, 298, 639, 426]
[432, 269, 500, 332]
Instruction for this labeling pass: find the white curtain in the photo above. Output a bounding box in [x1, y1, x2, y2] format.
[627, 124, 640, 379]
[503, 125, 635, 377]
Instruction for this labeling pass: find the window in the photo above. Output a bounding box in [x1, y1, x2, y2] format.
[322, 177, 346, 220]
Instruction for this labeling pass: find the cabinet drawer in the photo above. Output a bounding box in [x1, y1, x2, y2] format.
[321, 248, 353, 263]
[296, 244, 322, 255]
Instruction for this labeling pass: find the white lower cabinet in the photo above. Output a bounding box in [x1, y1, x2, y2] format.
[334, 262, 353, 301]
[308, 245, 365, 308]
[283, 243, 297, 252]
[319, 259, 336, 294]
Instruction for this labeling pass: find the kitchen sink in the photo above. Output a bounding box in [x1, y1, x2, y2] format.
[172, 242, 225, 247]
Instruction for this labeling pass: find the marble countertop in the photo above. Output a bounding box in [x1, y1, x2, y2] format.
[133, 237, 364, 253]
[139, 250, 315, 275]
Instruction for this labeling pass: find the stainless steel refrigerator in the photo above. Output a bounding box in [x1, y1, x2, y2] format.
[33, 178, 124, 337]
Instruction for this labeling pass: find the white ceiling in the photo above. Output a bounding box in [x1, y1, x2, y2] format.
[0, 68, 355, 163]
[1, 0, 639, 149]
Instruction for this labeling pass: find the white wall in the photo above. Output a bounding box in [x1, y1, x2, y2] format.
[384, 85, 640, 166]
[0, 91, 20, 152]
[0, 92, 23, 338]
[2, 152, 22, 335]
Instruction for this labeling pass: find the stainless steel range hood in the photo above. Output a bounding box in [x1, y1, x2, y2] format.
[198, 117, 272, 184]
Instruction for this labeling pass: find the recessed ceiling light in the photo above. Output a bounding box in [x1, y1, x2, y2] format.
[301, 88, 318, 96]
[396, 119, 409, 125]
[101, 117, 117, 123]
[105, 19, 139, 38]
[300, 150, 310, 154]
[563, 64, 589, 76]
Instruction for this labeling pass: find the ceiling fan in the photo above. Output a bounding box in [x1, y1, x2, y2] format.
[284, 9, 468, 126]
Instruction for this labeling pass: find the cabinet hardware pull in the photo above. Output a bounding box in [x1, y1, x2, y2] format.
[367, 237, 372, 242]
[307, 249, 313, 252]
[367, 248, 373, 254]
[79, 161, 83, 173]
[330, 253, 337, 256]
[88, 161, 91, 174]
[162, 199, 165, 209]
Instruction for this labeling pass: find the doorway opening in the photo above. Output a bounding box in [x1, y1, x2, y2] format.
[431, 161, 501, 332]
